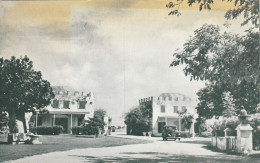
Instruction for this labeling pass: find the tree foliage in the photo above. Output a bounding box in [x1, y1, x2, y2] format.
[0, 56, 54, 133]
[167, 0, 259, 27]
[0, 112, 8, 129]
[168, 1, 259, 119]
[124, 106, 152, 135]
[171, 24, 259, 119]
[171, 25, 259, 86]
[94, 109, 107, 122]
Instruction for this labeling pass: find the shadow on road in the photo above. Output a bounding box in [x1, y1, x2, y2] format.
[71, 152, 257, 162]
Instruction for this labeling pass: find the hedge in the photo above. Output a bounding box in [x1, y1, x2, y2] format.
[31, 125, 64, 135]
[72, 125, 99, 135]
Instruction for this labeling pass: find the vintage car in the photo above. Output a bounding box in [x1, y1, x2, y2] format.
[162, 125, 181, 141]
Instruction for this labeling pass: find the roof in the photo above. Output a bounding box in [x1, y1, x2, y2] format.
[52, 86, 74, 92]
[159, 93, 191, 99]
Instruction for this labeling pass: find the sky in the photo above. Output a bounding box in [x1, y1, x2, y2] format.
[0, 0, 246, 126]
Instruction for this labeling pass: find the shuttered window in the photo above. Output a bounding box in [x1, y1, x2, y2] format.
[63, 101, 70, 109]
[53, 100, 59, 108]
[161, 105, 165, 113]
[79, 101, 86, 109]
[174, 106, 178, 113]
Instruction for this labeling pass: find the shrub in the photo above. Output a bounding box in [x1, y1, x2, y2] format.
[71, 125, 98, 135]
[200, 131, 212, 137]
[72, 126, 82, 135]
[212, 117, 239, 137]
[31, 125, 64, 135]
[180, 131, 192, 138]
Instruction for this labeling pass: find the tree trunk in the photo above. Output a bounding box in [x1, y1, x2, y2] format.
[16, 111, 27, 133]
[8, 106, 16, 133]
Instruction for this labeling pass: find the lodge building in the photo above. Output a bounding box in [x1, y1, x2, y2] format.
[35, 86, 94, 133]
[139, 93, 196, 136]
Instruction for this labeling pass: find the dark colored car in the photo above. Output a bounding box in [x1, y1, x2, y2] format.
[162, 125, 181, 141]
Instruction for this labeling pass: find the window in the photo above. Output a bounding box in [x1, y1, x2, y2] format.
[183, 97, 186, 101]
[63, 101, 70, 109]
[175, 97, 178, 101]
[53, 100, 59, 108]
[79, 101, 86, 109]
[173, 106, 178, 113]
[169, 96, 172, 101]
[182, 106, 187, 113]
[78, 116, 84, 126]
[161, 105, 165, 113]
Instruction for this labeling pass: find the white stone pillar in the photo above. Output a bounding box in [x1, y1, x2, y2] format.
[191, 121, 195, 137]
[236, 124, 253, 153]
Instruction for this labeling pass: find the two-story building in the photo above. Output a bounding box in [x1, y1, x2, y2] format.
[139, 93, 196, 136]
[35, 86, 94, 133]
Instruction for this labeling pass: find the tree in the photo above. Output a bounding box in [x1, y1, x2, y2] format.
[222, 91, 238, 117]
[94, 109, 107, 122]
[167, 0, 259, 28]
[181, 113, 194, 133]
[124, 106, 152, 136]
[0, 56, 54, 133]
[170, 24, 259, 119]
[168, 0, 259, 119]
[84, 116, 106, 136]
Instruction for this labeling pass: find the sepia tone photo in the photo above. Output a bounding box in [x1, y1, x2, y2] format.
[0, 0, 259, 162]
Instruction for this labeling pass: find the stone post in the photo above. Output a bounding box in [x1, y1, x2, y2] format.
[236, 109, 253, 154]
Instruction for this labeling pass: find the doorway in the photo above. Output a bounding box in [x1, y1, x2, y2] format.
[53, 118, 68, 133]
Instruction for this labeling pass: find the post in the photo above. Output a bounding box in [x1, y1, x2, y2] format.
[179, 117, 181, 131]
[35, 113, 38, 128]
[236, 109, 253, 154]
[53, 114, 55, 126]
[70, 114, 72, 134]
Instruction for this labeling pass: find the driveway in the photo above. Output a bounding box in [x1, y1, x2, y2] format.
[7, 133, 259, 163]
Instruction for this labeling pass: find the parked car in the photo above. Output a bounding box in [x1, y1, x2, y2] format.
[162, 125, 181, 141]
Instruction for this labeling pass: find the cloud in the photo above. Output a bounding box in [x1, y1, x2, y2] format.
[0, 5, 246, 125]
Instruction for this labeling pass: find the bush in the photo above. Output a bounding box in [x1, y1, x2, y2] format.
[200, 131, 212, 137]
[71, 125, 98, 135]
[180, 131, 192, 138]
[212, 117, 239, 137]
[31, 125, 64, 135]
[72, 126, 82, 135]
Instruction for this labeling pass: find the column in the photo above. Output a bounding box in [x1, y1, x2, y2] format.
[179, 117, 181, 131]
[70, 114, 73, 134]
[53, 114, 55, 126]
[36, 113, 38, 128]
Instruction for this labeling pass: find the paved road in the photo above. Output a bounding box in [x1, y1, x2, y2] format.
[7, 133, 260, 163]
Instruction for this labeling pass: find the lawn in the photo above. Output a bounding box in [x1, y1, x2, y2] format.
[0, 134, 152, 162]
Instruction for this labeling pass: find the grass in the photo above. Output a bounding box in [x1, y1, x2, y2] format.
[0, 134, 152, 162]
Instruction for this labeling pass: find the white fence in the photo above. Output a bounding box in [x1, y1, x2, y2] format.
[212, 136, 237, 152]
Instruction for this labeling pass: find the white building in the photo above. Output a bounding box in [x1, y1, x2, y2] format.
[139, 93, 197, 136]
[35, 86, 94, 133]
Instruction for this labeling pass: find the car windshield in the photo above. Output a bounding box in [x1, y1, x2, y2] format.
[165, 126, 177, 131]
